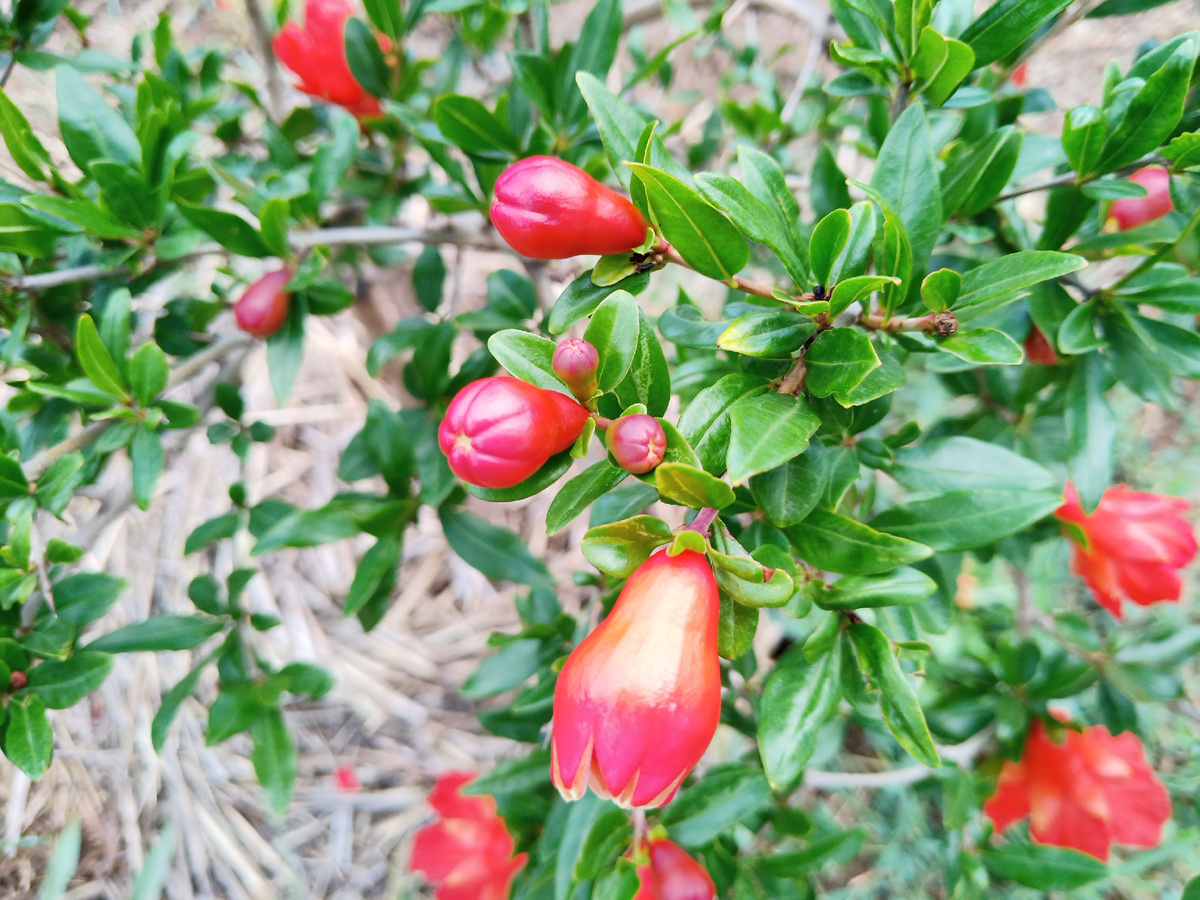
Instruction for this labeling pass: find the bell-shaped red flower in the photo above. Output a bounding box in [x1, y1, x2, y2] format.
[234, 268, 293, 338]
[1108, 167, 1174, 231]
[438, 377, 589, 489]
[274, 0, 384, 118]
[633, 838, 716, 900]
[491, 156, 649, 259]
[1055, 481, 1196, 617]
[410, 771, 528, 900]
[552, 549, 721, 808]
[984, 717, 1171, 861]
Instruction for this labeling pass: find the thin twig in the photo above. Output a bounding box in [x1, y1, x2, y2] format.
[660, 245, 782, 300]
[993, 155, 1169, 203]
[1012, 565, 1032, 639]
[779, 16, 830, 125]
[859, 310, 957, 336]
[242, 0, 285, 118]
[1, 223, 510, 292]
[802, 728, 992, 790]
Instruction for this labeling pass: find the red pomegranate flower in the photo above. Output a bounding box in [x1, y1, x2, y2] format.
[274, 0, 385, 119]
[1108, 166, 1174, 231]
[633, 838, 716, 900]
[551, 549, 721, 808]
[984, 717, 1171, 861]
[1056, 482, 1196, 617]
[409, 771, 527, 900]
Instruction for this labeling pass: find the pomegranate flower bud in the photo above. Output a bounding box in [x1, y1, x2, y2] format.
[1108, 166, 1174, 231]
[551, 549, 721, 808]
[235, 268, 293, 338]
[410, 771, 528, 900]
[274, 0, 387, 119]
[607, 414, 667, 474]
[438, 377, 590, 489]
[491, 156, 649, 259]
[553, 339, 600, 402]
[984, 716, 1170, 861]
[1055, 481, 1196, 618]
[1024, 325, 1058, 366]
[9, 670, 27, 690]
[634, 838, 716, 900]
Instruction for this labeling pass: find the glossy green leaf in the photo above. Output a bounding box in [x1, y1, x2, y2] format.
[75, 314, 127, 399]
[813, 568, 936, 609]
[869, 104, 941, 265]
[749, 441, 829, 528]
[1095, 40, 1194, 173]
[940, 126, 1023, 217]
[129, 342, 169, 408]
[548, 269, 650, 335]
[1062, 105, 1107, 176]
[627, 163, 749, 281]
[487, 329, 565, 392]
[576, 73, 646, 192]
[130, 425, 164, 511]
[2, 695, 53, 779]
[828, 275, 899, 318]
[660, 766, 772, 847]
[581, 515, 674, 577]
[584, 291, 640, 391]
[758, 642, 842, 790]
[678, 374, 770, 474]
[718, 591, 758, 659]
[344, 16, 390, 98]
[726, 392, 821, 484]
[718, 310, 814, 358]
[26, 651, 113, 709]
[547, 460, 628, 534]
[654, 462, 736, 509]
[810, 209, 851, 286]
[920, 269, 960, 313]
[937, 328, 1024, 366]
[0, 88, 52, 181]
[53, 572, 127, 626]
[956, 251, 1087, 310]
[250, 708, 297, 814]
[787, 508, 932, 575]
[85, 615, 223, 653]
[804, 328, 880, 398]
[891, 436, 1056, 492]
[872, 488, 1062, 551]
[56, 66, 140, 172]
[959, 0, 1073, 67]
[0, 203, 60, 256]
[981, 845, 1108, 890]
[574, 808, 633, 882]
[848, 622, 939, 766]
[439, 507, 551, 584]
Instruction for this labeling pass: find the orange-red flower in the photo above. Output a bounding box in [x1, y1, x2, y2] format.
[551, 549, 721, 808]
[984, 717, 1171, 861]
[1108, 166, 1174, 231]
[409, 771, 527, 900]
[1056, 482, 1196, 617]
[633, 838, 716, 900]
[274, 0, 385, 118]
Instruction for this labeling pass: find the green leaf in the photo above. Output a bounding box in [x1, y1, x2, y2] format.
[869, 104, 941, 265]
[755, 828, 868, 876]
[940, 126, 1023, 217]
[56, 66, 140, 172]
[0, 455, 29, 499]
[695, 171, 808, 286]
[920, 269, 961, 314]
[251, 708, 297, 814]
[363, 0, 402, 37]
[661, 766, 772, 847]
[22, 193, 142, 240]
[257, 197, 291, 259]
[129, 342, 169, 408]
[1063, 105, 1107, 176]
[547, 460, 628, 534]
[890, 436, 1056, 491]
[560, 0, 622, 124]
[1066, 352, 1115, 511]
[185, 512, 240, 555]
[1163, 132, 1200, 171]
[312, 109, 362, 203]
[266, 296, 306, 404]
[584, 291, 640, 391]
[786, 508, 932, 575]
[2, 695, 53, 779]
[627, 163, 749, 281]
[1183, 876, 1200, 900]
[548, 268, 650, 335]
[813, 568, 936, 610]
[581, 516, 674, 577]
[53, 572, 127, 626]
[612, 310, 671, 416]
[959, 0, 1073, 67]
[39, 819, 82, 900]
[828, 275, 900, 319]
[439, 506, 551, 585]
[749, 441, 829, 528]
[981, 845, 1108, 890]
[434, 95, 519, 156]
[593, 860, 640, 900]
[574, 808, 633, 882]
[804, 328, 880, 397]
[177, 202, 271, 257]
[75, 314, 128, 399]
[344, 534, 402, 618]
[871, 489, 1063, 552]
[130, 426, 164, 511]
[810, 209, 851, 286]
[26, 651, 113, 709]
[0, 88, 52, 181]
[344, 16, 390, 99]
[576, 72, 647, 192]
[678, 374, 771, 475]
[913, 28, 974, 107]
[92, 160, 156, 230]
[462, 639, 543, 698]
[556, 794, 607, 900]
[937, 328, 1024, 366]
[1095, 40, 1194, 173]
[85, 615, 223, 654]
[848, 622, 939, 766]
[717, 310, 814, 358]
[130, 821, 177, 900]
[718, 591, 758, 659]
[737, 146, 807, 284]
[726, 392, 821, 484]
[758, 642, 842, 790]
[486, 329, 564, 392]
[654, 462, 736, 509]
[0, 203, 60, 257]
[956, 251, 1087, 310]
[411, 246, 447, 312]
[709, 544, 794, 608]
[894, 0, 932, 60]
[467, 452, 574, 503]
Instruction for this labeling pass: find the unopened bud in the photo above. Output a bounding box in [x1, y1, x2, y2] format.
[608, 414, 667, 474]
[553, 339, 600, 402]
[9, 670, 27, 690]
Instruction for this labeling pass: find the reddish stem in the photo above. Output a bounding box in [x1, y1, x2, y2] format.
[686, 507, 720, 535]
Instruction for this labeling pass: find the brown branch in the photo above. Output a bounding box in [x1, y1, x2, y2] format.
[660, 245, 784, 300]
[859, 310, 957, 336]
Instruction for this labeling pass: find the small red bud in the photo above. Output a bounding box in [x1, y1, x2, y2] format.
[608, 414, 667, 475]
[553, 339, 600, 402]
[9, 670, 27, 690]
[1108, 167, 1174, 231]
[234, 268, 293, 338]
[438, 377, 590, 488]
[1010, 62, 1028, 88]
[1024, 326, 1059, 366]
[490, 156, 649, 259]
[633, 838, 717, 900]
[333, 765, 361, 793]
